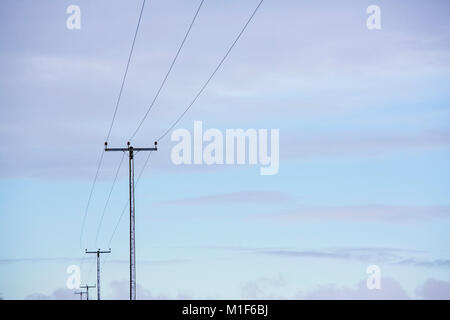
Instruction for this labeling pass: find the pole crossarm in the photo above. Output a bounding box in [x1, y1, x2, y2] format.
[86, 249, 112, 254]
[104, 141, 158, 152]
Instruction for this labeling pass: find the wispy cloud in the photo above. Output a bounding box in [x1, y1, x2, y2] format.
[254, 205, 450, 222]
[395, 258, 450, 268]
[302, 278, 410, 300]
[194, 245, 450, 270]
[25, 288, 78, 300]
[156, 191, 294, 206]
[109, 280, 192, 300]
[283, 131, 450, 160]
[0, 257, 87, 265]
[0, 257, 190, 266]
[259, 248, 450, 269]
[240, 276, 411, 300]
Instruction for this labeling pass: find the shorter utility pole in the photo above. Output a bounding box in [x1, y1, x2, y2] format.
[80, 284, 96, 300]
[74, 291, 86, 300]
[85, 248, 111, 300]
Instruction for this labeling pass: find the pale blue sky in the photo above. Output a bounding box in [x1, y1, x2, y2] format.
[1, 0, 450, 299]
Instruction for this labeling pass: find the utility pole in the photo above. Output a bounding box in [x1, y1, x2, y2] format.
[105, 141, 157, 300]
[85, 248, 111, 300]
[80, 284, 96, 301]
[74, 291, 86, 300]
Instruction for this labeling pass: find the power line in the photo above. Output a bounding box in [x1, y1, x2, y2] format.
[129, 0, 206, 141]
[108, 0, 147, 142]
[79, 0, 147, 251]
[99, 150, 152, 283]
[101, 0, 206, 254]
[79, 150, 104, 249]
[156, 0, 265, 142]
[102, 0, 264, 268]
[94, 152, 126, 247]
[107, 150, 153, 249]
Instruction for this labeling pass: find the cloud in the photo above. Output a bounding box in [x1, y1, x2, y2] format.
[24, 281, 192, 300]
[416, 278, 450, 299]
[156, 191, 294, 206]
[25, 277, 449, 300]
[0, 257, 189, 266]
[1, 1, 450, 180]
[109, 280, 191, 300]
[25, 288, 78, 300]
[260, 247, 450, 269]
[255, 205, 450, 222]
[395, 258, 450, 268]
[282, 131, 450, 160]
[240, 274, 287, 299]
[108, 258, 191, 265]
[303, 278, 410, 300]
[200, 245, 450, 270]
[240, 276, 410, 300]
[0, 257, 89, 265]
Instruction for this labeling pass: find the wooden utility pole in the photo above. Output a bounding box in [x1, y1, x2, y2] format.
[105, 141, 157, 300]
[85, 248, 111, 300]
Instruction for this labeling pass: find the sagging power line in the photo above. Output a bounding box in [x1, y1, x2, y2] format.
[94, 153, 126, 247]
[129, 0, 206, 141]
[78, 0, 265, 302]
[156, 0, 265, 142]
[79, 0, 147, 251]
[100, 0, 265, 298]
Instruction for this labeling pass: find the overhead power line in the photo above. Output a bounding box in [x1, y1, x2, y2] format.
[107, 150, 153, 249]
[99, 0, 207, 273]
[156, 0, 265, 142]
[102, 0, 264, 259]
[108, 0, 147, 142]
[79, 0, 147, 250]
[79, 151, 105, 249]
[94, 152, 126, 247]
[129, 0, 205, 142]
[90, 0, 204, 257]
[99, 150, 153, 276]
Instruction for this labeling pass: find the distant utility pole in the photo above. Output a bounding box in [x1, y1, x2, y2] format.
[85, 248, 111, 300]
[80, 284, 96, 301]
[74, 291, 86, 300]
[105, 141, 158, 300]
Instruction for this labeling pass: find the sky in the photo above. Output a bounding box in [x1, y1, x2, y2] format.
[0, 0, 450, 299]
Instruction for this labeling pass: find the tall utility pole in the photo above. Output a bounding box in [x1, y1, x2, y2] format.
[85, 248, 111, 300]
[105, 141, 157, 300]
[74, 291, 86, 300]
[80, 284, 96, 301]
